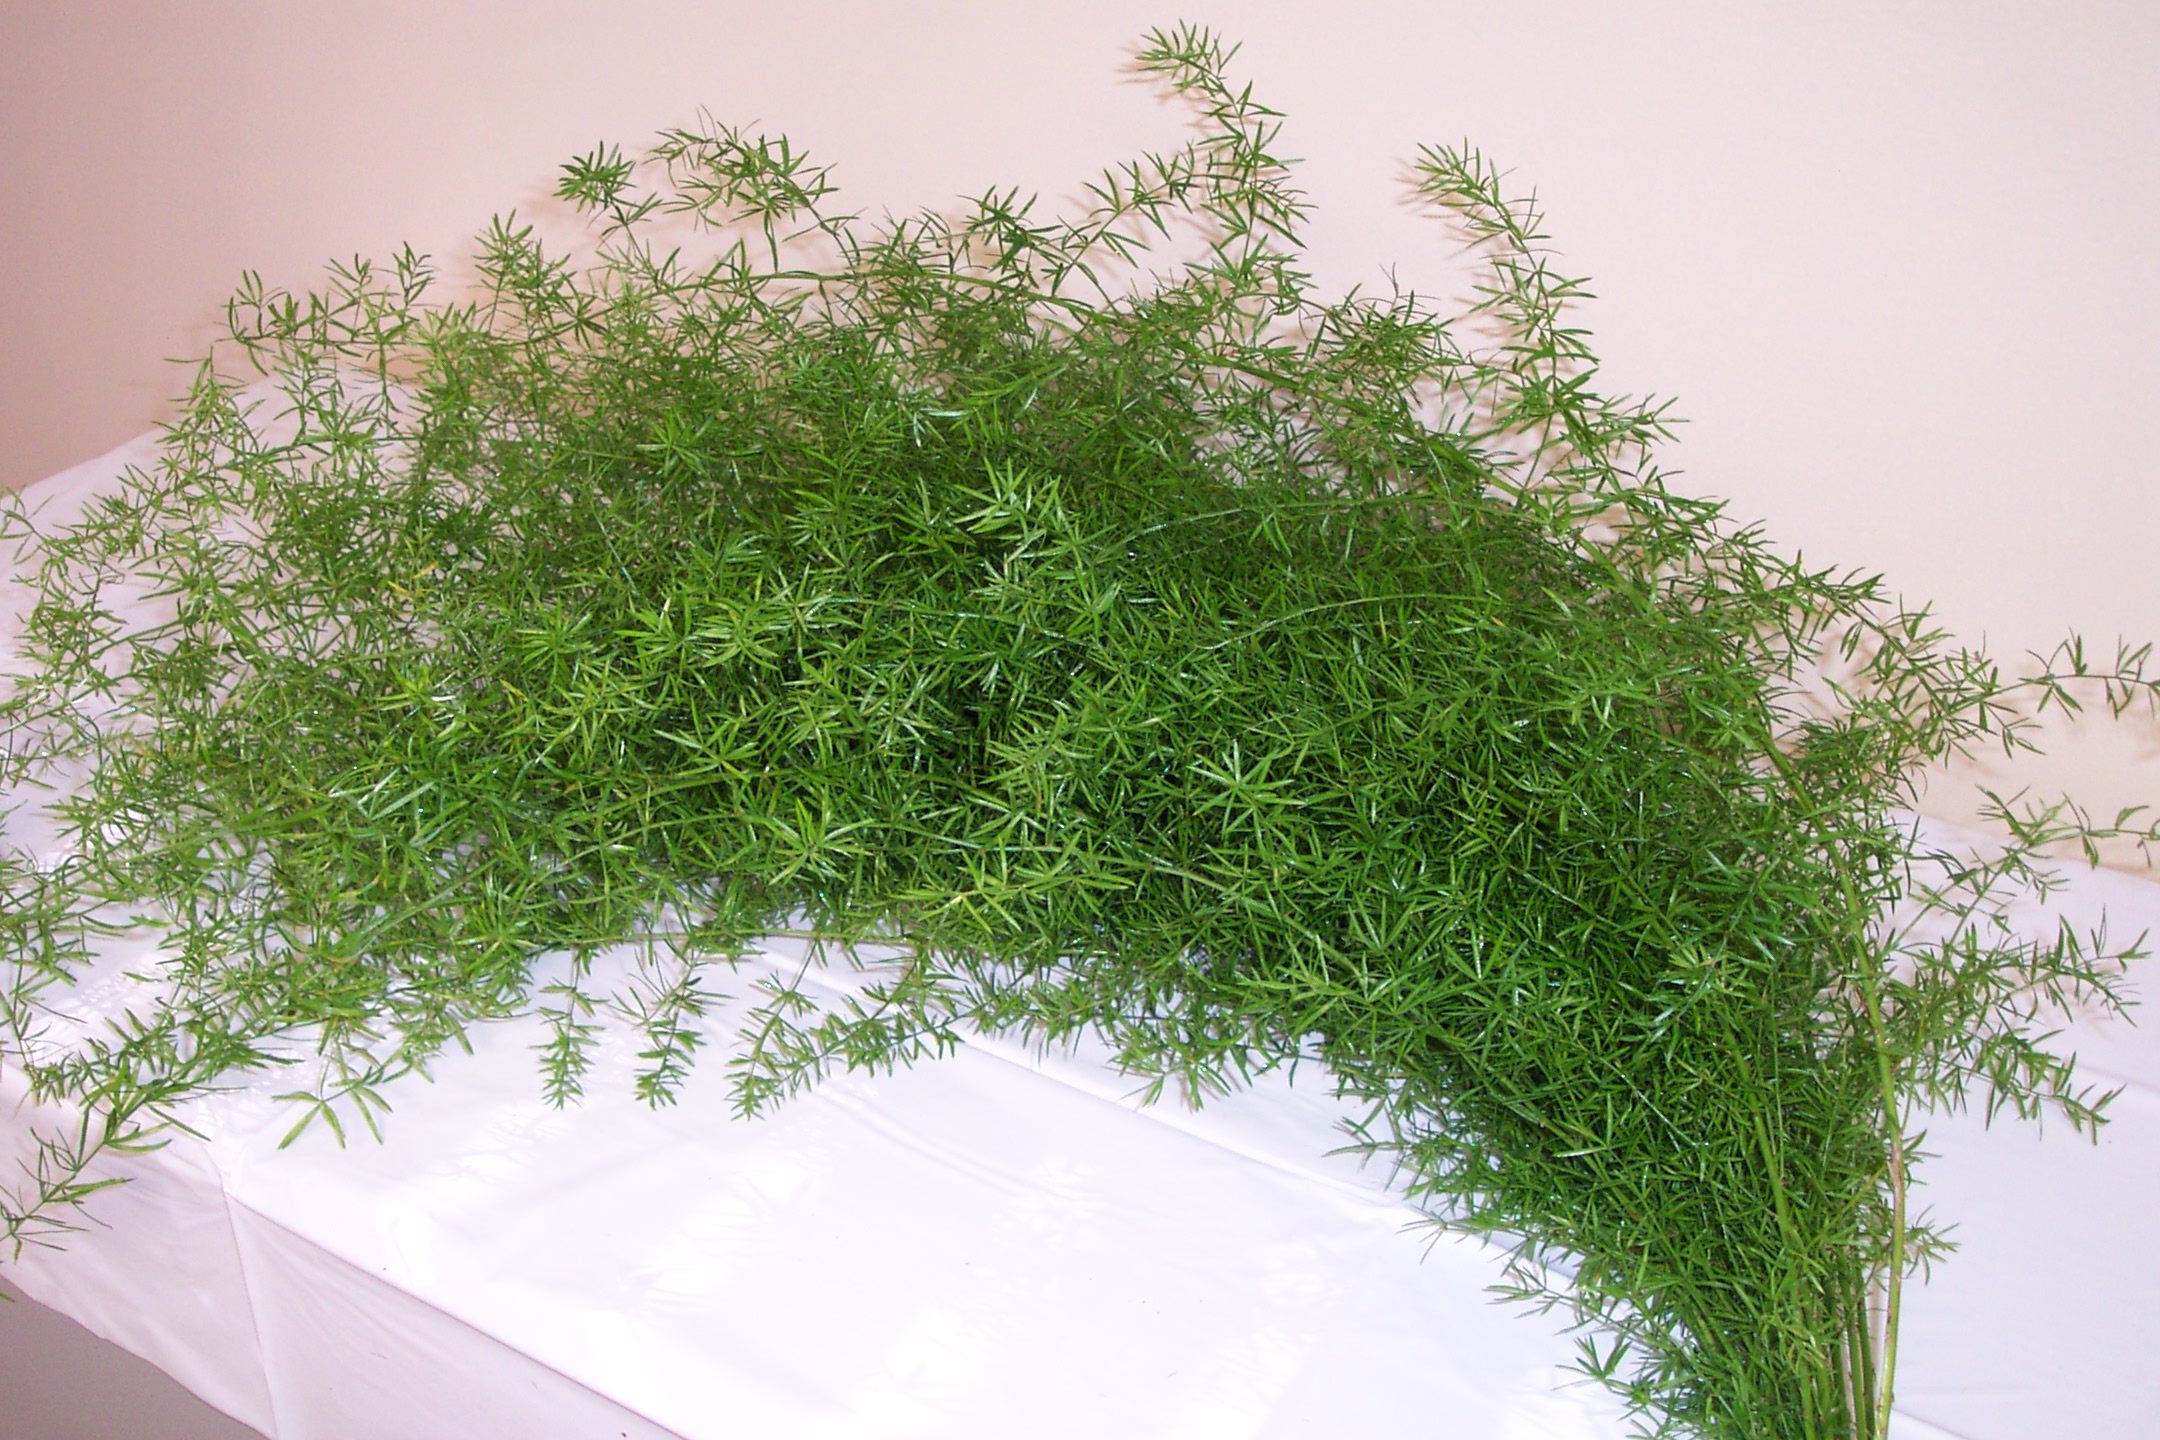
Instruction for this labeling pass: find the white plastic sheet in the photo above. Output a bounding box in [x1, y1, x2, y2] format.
[4, 431, 2155, 1440]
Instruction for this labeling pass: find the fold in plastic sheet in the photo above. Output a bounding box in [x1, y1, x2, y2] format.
[5, 430, 2157, 1440]
[4, 941, 1639, 1440]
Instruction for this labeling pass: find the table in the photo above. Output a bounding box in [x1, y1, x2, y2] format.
[5, 429, 2155, 1440]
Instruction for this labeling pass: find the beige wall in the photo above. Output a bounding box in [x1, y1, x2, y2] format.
[4, 1, 2156, 833]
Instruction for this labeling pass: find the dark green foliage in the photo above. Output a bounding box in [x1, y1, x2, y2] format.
[1, 27, 2149, 1438]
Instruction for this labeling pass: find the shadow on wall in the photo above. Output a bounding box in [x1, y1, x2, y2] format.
[1929, 684, 2160, 875]
[0, 1275, 269, 1440]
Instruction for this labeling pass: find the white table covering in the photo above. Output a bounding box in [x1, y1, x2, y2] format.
[4, 431, 2156, 1440]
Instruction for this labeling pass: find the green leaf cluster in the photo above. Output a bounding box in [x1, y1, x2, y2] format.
[1, 26, 2149, 1439]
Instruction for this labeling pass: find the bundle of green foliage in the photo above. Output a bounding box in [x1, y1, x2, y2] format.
[2, 26, 2150, 1440]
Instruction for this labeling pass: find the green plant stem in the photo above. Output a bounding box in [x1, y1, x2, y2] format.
[2, 26, 2147, 1439]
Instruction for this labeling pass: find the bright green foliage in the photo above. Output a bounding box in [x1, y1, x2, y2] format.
[1, 27, 2149, 1439]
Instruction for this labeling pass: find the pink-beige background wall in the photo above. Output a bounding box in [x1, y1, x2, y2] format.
[4, 1, 2157, 834]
